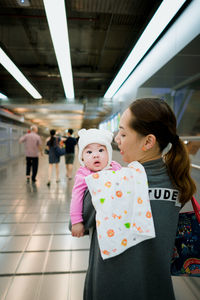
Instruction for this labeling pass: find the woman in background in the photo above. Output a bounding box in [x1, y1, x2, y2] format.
[46, 129, 60, 186]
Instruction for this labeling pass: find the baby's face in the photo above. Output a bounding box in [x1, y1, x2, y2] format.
[82, 143, 109, 172]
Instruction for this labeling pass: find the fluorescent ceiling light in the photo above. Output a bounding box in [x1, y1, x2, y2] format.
[43, 0, 74, 99]
[113, 0, 200, 101]
[0, 48, 42, 99]
[0, 92, 8, 100]
[104, 0, 186, 99]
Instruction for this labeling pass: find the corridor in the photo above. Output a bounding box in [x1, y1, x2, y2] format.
[0, 154, 89, 300]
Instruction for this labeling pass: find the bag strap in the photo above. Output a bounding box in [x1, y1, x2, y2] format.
[191, 196, 200, 223]
[55, 137, 59, 146]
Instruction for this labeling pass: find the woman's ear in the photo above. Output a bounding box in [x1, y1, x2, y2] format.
[144, 134, 156, 150]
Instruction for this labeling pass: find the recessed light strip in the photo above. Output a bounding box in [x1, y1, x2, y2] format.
[0, 92, 8, 100]
[0, 48, 42, 99]
[43, 0, 74, 99]
[16, 0, 30, 7]
[104, 0, 186, 99]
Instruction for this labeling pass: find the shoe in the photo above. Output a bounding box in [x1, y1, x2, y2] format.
[27, 177, 30, 183]
[32, 178, 37, 182]
[47, 181, 51, 186]
[56, 179, 60, 183]
[68, 177, 72, 180]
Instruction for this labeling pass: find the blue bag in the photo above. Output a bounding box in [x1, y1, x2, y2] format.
[54, 145, 66, 156]
[171, 197, 200, 276]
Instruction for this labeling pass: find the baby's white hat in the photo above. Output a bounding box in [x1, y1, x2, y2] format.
[78, 128, 113, 168]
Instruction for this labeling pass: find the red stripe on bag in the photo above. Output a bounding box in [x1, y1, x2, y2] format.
[191, 196, 200, 223]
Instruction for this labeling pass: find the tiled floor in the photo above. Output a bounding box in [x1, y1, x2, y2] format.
[0, 152, 199, 300]
[0, 154, 90, 300]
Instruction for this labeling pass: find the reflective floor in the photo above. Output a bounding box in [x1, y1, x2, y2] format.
[0, 152, 199, 300]
[0, 154, 89, 300]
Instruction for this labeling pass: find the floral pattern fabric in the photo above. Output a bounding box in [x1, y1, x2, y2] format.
[85, 161, 156, 260]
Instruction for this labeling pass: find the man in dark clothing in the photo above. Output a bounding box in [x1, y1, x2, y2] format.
[64, 129, 77, 179]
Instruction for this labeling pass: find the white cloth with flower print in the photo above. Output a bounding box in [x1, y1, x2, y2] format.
[85, 161, 156, 260]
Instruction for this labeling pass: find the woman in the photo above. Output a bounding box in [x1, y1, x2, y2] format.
[82, 98, 196, 300]
[46, 129, 60, 186]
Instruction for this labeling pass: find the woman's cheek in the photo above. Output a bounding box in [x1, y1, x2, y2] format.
[122, 137, 126, 145]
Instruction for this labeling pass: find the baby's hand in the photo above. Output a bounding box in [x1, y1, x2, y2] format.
[71, 223, 85, 238]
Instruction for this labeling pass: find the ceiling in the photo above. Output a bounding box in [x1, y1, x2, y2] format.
[141, 32, 200, 136]
[142, 34, 200, 90]
[0, 0, 163, 131]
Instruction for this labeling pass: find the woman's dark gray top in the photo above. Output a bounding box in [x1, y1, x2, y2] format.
[82, 158, 181, 300]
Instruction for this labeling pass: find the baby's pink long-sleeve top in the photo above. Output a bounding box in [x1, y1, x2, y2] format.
[70, 161, 121, 225]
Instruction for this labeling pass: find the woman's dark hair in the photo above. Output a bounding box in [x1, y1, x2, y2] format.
[48, 129, 56, 147]
[68, 128, 73, 135]
[129, 98, 196, 205]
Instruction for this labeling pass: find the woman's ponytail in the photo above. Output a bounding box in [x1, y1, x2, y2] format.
[48, 129, 56, 147]
[164, 138, 196, 205]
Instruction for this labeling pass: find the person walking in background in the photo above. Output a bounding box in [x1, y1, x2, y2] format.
[19, 125, 42, 183]
[46, 129, 61, 186]
[64, 129, 77, 179]
[82, 98, 196, 300]
[70, 128, 121, 238]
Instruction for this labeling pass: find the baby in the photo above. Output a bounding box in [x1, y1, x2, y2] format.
[70, 128, 121, 237]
